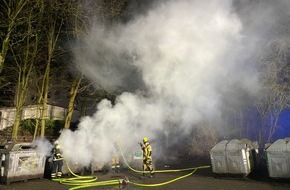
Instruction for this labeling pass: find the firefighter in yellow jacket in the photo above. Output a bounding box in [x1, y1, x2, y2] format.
[139, 137, 154, 178]
[51, 140, 63, 179]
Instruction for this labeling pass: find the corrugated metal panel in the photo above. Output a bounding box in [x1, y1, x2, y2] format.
[0, 143, 45, 184]
[266, 138, 290, 178]
[210, 139, 257, 176]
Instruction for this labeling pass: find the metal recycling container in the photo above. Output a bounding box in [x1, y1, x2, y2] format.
[0, 142, 46, 184]
[266, 138, 290, 178]
[210, 140, 229, 174]
[210, 139, 258, 176]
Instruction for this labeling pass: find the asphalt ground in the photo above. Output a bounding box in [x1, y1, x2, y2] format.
[1, 159, 290, 190]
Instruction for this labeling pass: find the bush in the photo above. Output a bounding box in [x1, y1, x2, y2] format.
[20, 119, 64, 137]
[187, 122, 218, 158]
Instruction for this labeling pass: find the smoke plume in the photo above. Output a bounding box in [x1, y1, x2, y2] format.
[58, 0, 287, 166]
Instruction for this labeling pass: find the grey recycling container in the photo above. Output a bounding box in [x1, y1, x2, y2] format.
[210, 140, 229, 174]
[0, 142, 46, 184]
[266, 138, 290, 178]
[210, 139, 258, 176]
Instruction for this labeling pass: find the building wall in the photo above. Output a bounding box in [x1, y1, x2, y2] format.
[0, 108, 16, 130]
[0, 105, 80, 130]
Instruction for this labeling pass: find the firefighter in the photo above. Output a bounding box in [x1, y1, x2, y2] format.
[139, 137, 154, 178]
[111, 142, 120, 173]
[51, 140, 63, 179]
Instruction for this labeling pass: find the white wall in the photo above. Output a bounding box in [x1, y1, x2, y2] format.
[0, 105, 80, 130]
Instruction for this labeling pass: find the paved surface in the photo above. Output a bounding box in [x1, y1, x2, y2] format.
[1, 165, 290, 190]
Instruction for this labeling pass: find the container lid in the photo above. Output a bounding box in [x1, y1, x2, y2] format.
[211, 140, 228, 152]
[266, 139, 289, 152]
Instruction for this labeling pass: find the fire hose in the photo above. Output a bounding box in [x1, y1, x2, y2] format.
[53, 166, 120, 190]
[53, 143, 210, 189]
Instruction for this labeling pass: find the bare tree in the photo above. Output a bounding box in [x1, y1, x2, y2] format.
[255, 37, 290, 145]
[187, 122, 218, 158]
[62, 1, 90, 129]
[0, 0, 29, 74]
[10, 1, 44, 140]
[63, 0, 128, 129]
[38, 1, 66, 138]
[95, 0, 128, 27]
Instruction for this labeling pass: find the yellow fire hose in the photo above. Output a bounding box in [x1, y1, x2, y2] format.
[130, 168, 197, 187]
[53, 143, 210, 189]
[53, 165, 120, 190]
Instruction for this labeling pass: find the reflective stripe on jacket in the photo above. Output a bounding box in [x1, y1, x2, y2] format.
[53, 145, 63, 161]
[142, 142, 152, 161]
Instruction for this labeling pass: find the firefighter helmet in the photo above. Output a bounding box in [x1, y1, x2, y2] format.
[143, 137, 149, 143]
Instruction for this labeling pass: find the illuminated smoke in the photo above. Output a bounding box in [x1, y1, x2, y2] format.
[59, 0, 262, 166]
[34, 138, 53, 157]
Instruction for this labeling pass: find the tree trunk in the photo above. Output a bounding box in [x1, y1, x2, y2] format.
[64, 75, 82, 129]
[12, 112, 21, 140]
[32, 0, 45, 140]
[0, 34, 10, 74]
[39, 6, 63, 137]
[259, 115, 266, 149]
[40, 59, 50, 138]
[11, 17, 37, 140]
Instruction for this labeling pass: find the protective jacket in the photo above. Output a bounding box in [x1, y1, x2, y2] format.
[53, 145, 63, 161]
[142, 142, 152, 162]
[140, 140, 154, 177]
[51, 144, 63, 179]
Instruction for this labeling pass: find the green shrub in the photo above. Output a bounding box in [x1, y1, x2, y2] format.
[20, 119, 65, 137]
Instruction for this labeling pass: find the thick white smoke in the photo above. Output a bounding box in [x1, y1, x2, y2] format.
[59, 0, 261, 166]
